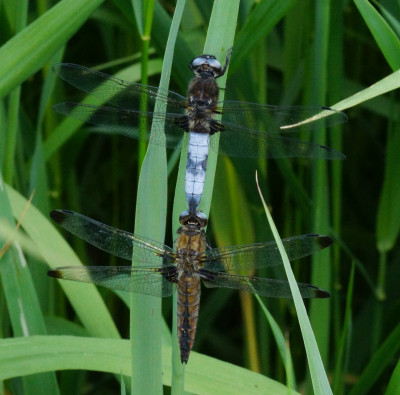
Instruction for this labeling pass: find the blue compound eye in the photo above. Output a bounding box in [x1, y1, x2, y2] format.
[195, 212, 208, 227]
[207, 58, 221, 70]
[191, 57, 207, 67]
[179, 210, 189, 221]
[196, 211, 207, 222]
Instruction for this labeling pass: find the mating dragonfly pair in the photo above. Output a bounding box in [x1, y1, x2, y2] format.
[49, 50, 346, 363]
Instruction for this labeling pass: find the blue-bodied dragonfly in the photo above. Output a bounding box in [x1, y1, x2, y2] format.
[53, 51, 347, 214]
[48, 209, 331, 363]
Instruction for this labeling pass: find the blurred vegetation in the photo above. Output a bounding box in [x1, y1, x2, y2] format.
[1, 0, 400, 394]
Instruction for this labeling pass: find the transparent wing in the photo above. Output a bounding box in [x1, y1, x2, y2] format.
[201, 272, 329, 298]
[53, 63, 187, 111]
[48, 265, 175, 297]
[210, 101, 346, 159]
[53, 103, 185, 149]
[220, 101, 347, 133]
[202, 234, 332, 272]
[211, 127, 345, 159]
[50, 209, 175, 265]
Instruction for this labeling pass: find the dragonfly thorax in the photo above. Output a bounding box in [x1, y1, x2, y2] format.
[187, 76, 219, 112]
[175, 229, 206, 253]
[175, 213, 207, 266]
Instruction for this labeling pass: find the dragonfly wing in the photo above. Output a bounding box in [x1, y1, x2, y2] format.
[220, 101, 347, 133]
[50, 209, 175, 264]
[53, 63, 187, 112]
[53, 103, 186, 149]
[210, 126, 345, 159]
[201, 271, 329, 298]
[48, 265, 175, 297]
[202, 234, 332, 272]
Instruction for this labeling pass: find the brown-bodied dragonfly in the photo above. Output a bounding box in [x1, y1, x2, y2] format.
[53, 51, 347, 214]
[48, 209, 331, 363]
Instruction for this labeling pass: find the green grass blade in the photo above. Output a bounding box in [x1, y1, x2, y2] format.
[255, 173, 332, 395]
[0, 101, 6, 164]
[0, 0, 104, 99]
[349, 323, 400, 395]
[308, 1, 332, 372]
[131, 0, 144, 36]
[331, 69, 400, 111]
[332, 263, 355, 395]
[131, 147, 166, 393]
[354, 0, 400, 70]
[4, 87, 21, 184]
[3, 0, 28, 183]
[28, 51, 65, 317]
[376, 120, 400, 253]
[385, 358, 400, 395]
[328, 0, 345, 361]
[375, 2, 400, 37]
[131, 1, 185, 392]
[136, 0, 156, 166]
[254, 295, 297, 389]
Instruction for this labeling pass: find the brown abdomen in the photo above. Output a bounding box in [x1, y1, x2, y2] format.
[177, 274, 201, 363]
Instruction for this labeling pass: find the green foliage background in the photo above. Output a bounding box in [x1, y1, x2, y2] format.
[1, 0, 400, 394]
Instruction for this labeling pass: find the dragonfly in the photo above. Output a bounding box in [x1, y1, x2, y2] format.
[48, 209, 331, 363]
[53, 51, 347, 215]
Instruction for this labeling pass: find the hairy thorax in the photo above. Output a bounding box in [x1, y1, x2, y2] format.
[186, 76, 220, 134]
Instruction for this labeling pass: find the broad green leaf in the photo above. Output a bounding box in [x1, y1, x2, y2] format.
[0, 336, 300, 395]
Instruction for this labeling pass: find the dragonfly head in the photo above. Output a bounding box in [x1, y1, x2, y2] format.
[189, 55, 224, 78]
[189, 48, 233, 79]
[179, 210, 208, 228]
